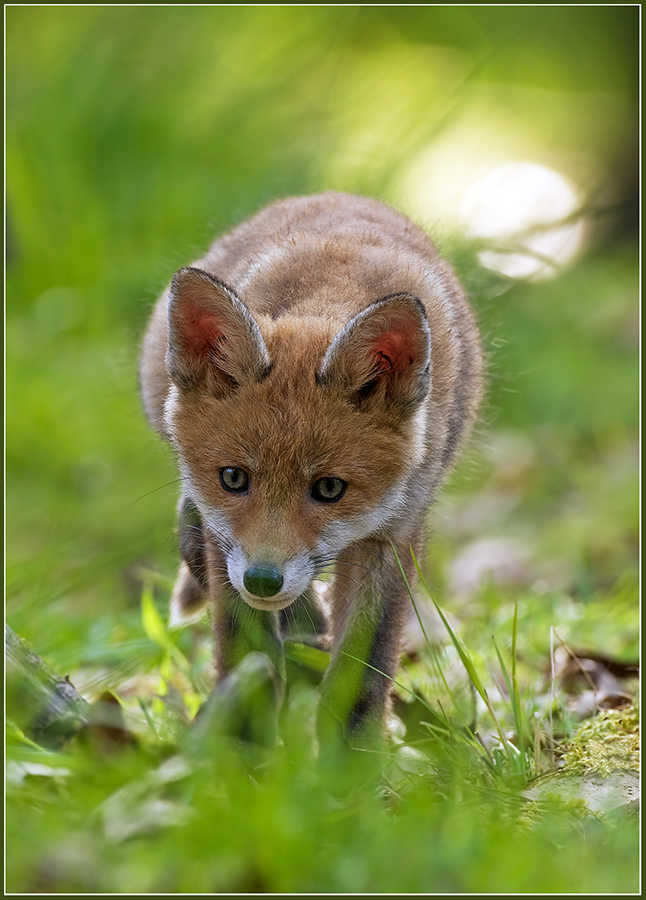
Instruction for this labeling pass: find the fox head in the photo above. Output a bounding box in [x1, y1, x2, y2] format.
[163, 267, 431, 611]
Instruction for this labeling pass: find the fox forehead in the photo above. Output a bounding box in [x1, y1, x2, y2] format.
[170, 378, 411, 494]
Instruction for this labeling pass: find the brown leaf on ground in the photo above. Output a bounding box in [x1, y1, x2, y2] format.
[85, 691, 137, 754]
[553, 645, 638, 720]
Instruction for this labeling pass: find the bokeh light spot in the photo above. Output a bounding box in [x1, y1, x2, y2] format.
[460, 161, 586, 280]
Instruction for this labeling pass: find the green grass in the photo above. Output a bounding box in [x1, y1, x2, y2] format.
[6, 6, 639, 894]
[6, 577, 639, 893]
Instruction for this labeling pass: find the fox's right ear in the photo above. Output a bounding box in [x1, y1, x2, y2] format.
[166, 267, 271, 397]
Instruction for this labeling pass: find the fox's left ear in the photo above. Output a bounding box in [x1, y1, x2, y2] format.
[318, 294, 431, 410]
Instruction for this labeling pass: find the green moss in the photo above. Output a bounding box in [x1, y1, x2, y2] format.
[561, 706, 639, 776]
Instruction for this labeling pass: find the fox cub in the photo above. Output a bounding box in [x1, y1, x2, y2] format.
[140, 192, 483, 747]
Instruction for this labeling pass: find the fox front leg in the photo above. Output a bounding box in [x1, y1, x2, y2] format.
[319, 537, 416, 750]
[169, 495, 209, 625]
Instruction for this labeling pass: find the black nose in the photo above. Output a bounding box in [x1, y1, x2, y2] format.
[243, 563, 284, 598]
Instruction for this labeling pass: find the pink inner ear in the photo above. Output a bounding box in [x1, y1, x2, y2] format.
[371, 331, 413, 375]
[182, 298, 226, 359]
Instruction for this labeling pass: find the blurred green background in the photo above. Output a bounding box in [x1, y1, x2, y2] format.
[5, 7, 639, 893]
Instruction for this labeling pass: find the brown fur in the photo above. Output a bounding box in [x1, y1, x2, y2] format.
[140, 192, 483, 747]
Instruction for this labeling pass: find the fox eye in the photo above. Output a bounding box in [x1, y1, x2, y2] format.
[219, 466, 249, 493]
[311, 476, 347, 503]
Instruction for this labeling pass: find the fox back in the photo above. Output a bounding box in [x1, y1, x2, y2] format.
[140, 192, 483, 747]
